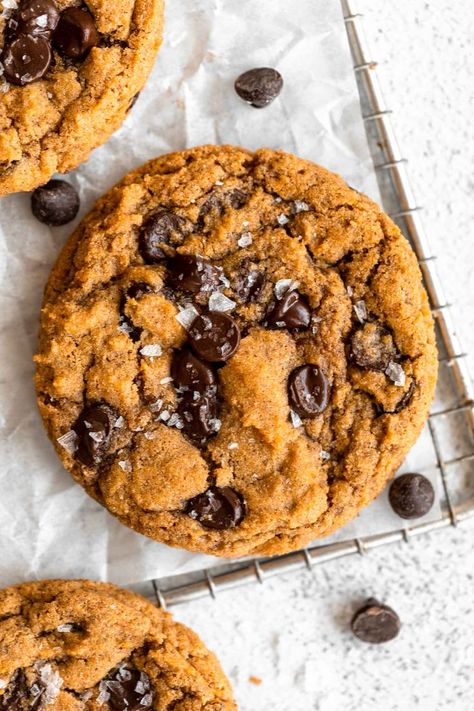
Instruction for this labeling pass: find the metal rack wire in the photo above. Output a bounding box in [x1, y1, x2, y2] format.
[134, 0, 474, 609]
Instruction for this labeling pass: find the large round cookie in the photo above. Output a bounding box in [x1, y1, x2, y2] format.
[0, 0, 163, 196]
[0, 579, 235, 709]
[35, 145, 438, 557]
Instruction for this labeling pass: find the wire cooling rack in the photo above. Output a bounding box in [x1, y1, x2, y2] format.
[133, 0, 474, 608]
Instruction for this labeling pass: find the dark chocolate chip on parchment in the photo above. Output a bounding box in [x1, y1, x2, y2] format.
[351, 598, 401, 644]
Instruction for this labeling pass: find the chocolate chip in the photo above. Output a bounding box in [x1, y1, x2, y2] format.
[1, 34, 52, 85]
[125, 282, 153, 300]
[177, 389, 219, 443]
[185, 486, 245, 529]
[15, 0, 59, 38]
[167, 254, 221, 294]
[235, 264, 265, 303]
[288, 365, 329, 418]
[389, 472, 435, 519]
[0, 670, 29, 709]
[53, 7, 99, 59]
[171, 349, 216, 391]
[102, 664, 154, 711]
[235, 67, 283, 108]
[351, 598, 401, 644]
[31, 180, 80, 226]
[380, 379, 416, 415]
[188, 312, 241, 362]
[349, 323, 396, 371]
[139, 211, 185, 262]
[229, 188, 247, 208]
[267, 290, 311, 329]
[73, 403, 117, 467]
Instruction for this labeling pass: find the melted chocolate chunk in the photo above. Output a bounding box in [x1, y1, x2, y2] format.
[14, 0, 59, 38]
[2, 34, 52, 85]
[73, 403, 117, 467]
[235, 264, 265, 303]
[171, 349, 216, 391]
[185, 486, 245, 529]
[31, 180, 80, 226]
[377, 379, 416, 416]
[389, 472, 435, 519]
[53, 7, 99, 59]
[177, 388, 219, 443]
[166, 254, 221, 293]
[349, 322, 397, 371]
[101, 664, 154, 711]
[125, 282, 153, 300]
[351, 598, 401, 644]
[188, 312, 241, 362]
[234, 67, 283, 108]
[288, 365, 329, 418]
[139, 211, 186, 262]
[267, 290, 311, 329]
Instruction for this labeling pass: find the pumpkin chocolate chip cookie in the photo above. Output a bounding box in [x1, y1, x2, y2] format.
[35, 145, 438, 557]
[0, 578, 236, 709]
[0, 0, 164, 196]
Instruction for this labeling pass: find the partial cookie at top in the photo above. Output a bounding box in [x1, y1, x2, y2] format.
[0, 578, 236, 709]
[0, 0, 164, 195]
[35, 145, 438, 558]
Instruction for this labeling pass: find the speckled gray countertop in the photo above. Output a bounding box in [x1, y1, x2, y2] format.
[172, 3, 474, 709]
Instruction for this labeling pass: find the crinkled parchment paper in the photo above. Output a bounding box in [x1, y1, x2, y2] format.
[0, 0, 440, 586]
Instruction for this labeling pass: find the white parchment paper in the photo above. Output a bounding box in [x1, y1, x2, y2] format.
[0, 0, 441, 587]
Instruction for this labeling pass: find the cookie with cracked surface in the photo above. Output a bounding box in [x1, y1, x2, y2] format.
[35, 145, 438, 557]
[0, 0, 163, 196]
[0, 578, 236, 709]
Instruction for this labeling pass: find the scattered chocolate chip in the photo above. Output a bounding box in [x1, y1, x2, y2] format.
[15, 0, 59, 38]
[0, 669, 29, 709]
[235, 264, 265, 303]
[351, 598, 401, 644]
[167, 254, 221, 294]
[139, 211, 185, 262]
[229, 188, 247, 208]
[350, 323, 397, 371]
[102, 664, 154, 711]
[267, 290, 311, 329]
[288, 365, 330, 418]
[380, 379, 416, 415]
[53, 7, 99, 59]
[185, 486, 245, 529]
[31, 179, 80, 226]
[178, 389, 219, 443]
[188, 312, 241, 362]
[2, 34, 52, 85]
[171, 349, 216, 391]
[234, 67, 283, 108]
[125, 282, 153, 300]
[73, 403, 117, 467]
[389, 472, 435, 519]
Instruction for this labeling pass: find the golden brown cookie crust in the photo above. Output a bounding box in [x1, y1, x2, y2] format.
[35, 145, 438, 557]
[0, 578, 236, 709]
[0, 0, 164, 196]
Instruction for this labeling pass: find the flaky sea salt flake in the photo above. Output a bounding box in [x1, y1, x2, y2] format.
[160, 376, 173, 384]
[114, 416, 125, 428]
[353, 300, 367, 323]
[38, 663, 63, 704]
[118, 460, 132, 472]
[150, 398, 163, 413]
[293, 200, 309, 213]
[237, 231, 253, 248]
[0, 679, 7, 689]
[219, 273, 230, 288]
[57, 624, 75, 633]
[320, 450, 331, 462]
[290, 410, 303, 428]
[209, 292, 236, 312]
[274, 278, 299, 299]
[228, 442, 239, 450]
[385, 361, 406, 387]
[97, 681, 111, 704]
[277, 213, 289, 225]
[140, 344, 162, 358]
[175, 305, 199, 330]
[159, 410, 171, 422]
[57, 430, 78, 455]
